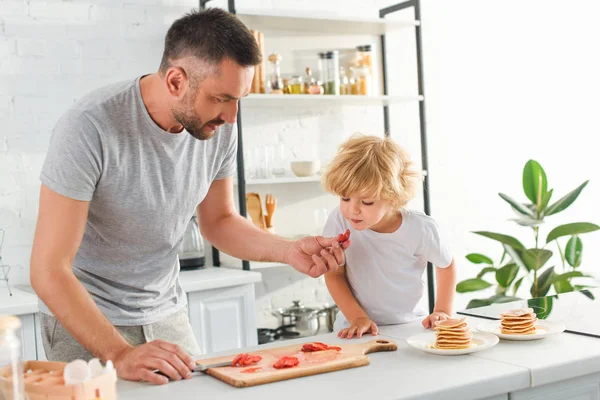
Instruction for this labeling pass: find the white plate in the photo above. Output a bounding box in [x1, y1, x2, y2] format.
[406, 331, 499, 356]
[476, 320, 566, 341]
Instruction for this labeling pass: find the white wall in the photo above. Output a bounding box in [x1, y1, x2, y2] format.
[1, 0, 599, 329]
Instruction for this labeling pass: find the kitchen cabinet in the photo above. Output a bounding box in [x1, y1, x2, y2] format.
[3, 268, 262, 361]
[510, 372, 600, 400]
[187, 283, 258, 355]
[17, 314, 37, 361]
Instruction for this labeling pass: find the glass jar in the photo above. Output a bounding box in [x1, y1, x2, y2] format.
[287, 75, 305, 95]
[304, 67, 323, 95]
[356, 44, 373, 72]
[0, 315, 25, 400]
[351, 65, 372, 96]
[267, 53, 284, 95]
[339, 66, 351, 95]
[317, 52, 328, 94]
[325, 51, 340, 95]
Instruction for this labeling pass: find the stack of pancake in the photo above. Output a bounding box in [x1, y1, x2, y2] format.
[433, 317, 472, 349]
[500, 308, 537, 335]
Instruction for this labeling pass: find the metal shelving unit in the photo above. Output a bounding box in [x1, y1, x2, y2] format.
[200, 0, 436, 312]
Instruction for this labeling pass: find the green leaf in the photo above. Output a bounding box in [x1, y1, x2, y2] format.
[546, 222, 600, 244]
[509, 217, 544, 227]
[565, 236, 583, 268]
[512, 276, 525, 296]
[466, 298, 492, 309]
[466, 253, 494, 264]
[488, 294, 522, 304]
[554, 278, 574, 294]
[580, 290, 595, 300]
[522, 160, 548, 209]
[495, 263, 519, 288]
[456, 278, 493, 293]
[555, 271, 590, 280]
[527, 296, 554, 319]
[473, 231, 525, 250]
[533, 266, 555, 297]
[499, 249, 507, 264]
[521, 248, 553, 271]
[499, 193, 534, 217]
[545, 181, 589, 216]
[466, 295, 522, 309]
[477, 267, 498, 279]
[540, 189, 553, 213]
[503, 245, 528, 271]
[574, 286, 596, 300]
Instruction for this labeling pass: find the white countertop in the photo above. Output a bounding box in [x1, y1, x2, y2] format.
[0, 286, 39, 315]
[117, 316, 600, 400]
[0, 267, 261, 316]
[178, 267, 261, 292]
[117, 320, 530, 400]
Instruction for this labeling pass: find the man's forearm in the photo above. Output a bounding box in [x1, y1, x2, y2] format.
[32, 265, 131, 362]
[434, 259, 456, 314]
[200, 212, 292, 263]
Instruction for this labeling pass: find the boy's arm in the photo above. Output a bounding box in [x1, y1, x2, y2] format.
[433, 258, 457, 315]
[324, 266, 369, 323]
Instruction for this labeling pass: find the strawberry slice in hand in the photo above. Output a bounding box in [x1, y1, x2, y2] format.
[337, 229, 351, 244]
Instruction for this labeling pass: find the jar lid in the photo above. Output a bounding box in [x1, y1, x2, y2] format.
[325, 50, 339, 59]
[0, 315, 21, 332]
[356, 44, 372, 52]
[268, 53, 282, 63]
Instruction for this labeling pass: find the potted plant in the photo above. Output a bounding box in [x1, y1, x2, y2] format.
[457, 160, 599, 309]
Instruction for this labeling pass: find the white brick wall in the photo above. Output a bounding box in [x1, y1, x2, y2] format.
[6, 0, 598, 331]
[0, 0, 399, 328]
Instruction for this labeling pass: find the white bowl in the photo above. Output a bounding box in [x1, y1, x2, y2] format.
[290, 160, 321, 177]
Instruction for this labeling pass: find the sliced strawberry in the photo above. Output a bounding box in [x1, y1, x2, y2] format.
[273, 356, 299, 369]
[232, 353, 244, 366]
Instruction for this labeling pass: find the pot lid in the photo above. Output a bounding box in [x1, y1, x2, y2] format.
[274, 300, 320, 317]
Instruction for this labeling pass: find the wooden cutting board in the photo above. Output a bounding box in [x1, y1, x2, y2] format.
[195, 339, 398, 388]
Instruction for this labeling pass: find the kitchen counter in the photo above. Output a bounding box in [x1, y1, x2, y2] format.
[117, 316, 600, 400]
[178, 266, 261, 292]
[0, 286, 39, 315]
[0, 267, 261, 316]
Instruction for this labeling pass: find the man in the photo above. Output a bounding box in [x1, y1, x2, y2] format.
[30, 8, 348, 385]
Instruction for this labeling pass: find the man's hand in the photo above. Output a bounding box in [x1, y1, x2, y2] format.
[112, 340, 196, 385]
[284, 236, 351, 278]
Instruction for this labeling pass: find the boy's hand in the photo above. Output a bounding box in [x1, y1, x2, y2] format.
[422, 311, 451, 329]
[338, 317, 378, 339]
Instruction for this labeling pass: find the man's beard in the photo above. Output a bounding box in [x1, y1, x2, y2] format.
[172, 96, 224, 141]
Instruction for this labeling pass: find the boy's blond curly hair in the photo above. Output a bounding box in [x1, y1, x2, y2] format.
[322, 134, 421, 208]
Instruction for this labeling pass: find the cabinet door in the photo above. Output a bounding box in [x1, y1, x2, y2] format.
[17, 314, 37, 361]
[33, 313, 47, 361]
[187, 284, 257, 355]
[510, 372, 600, 400]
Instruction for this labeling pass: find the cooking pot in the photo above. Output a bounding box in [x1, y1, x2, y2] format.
[318, 304, 339, 332]
[271, 301, 321, 337]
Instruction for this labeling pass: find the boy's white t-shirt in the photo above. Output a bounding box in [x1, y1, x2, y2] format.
[323, 206, 453, 330]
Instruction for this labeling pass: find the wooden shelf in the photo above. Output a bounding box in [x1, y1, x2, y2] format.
[241, 94, 423, 108]
[234, 176, 321, 185]
[236, 9, 419, 35]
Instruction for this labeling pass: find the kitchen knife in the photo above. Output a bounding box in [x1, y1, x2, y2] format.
[154, 360, 232, 379]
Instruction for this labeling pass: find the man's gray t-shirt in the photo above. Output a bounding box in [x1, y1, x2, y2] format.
[39, 76, 237, 325]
